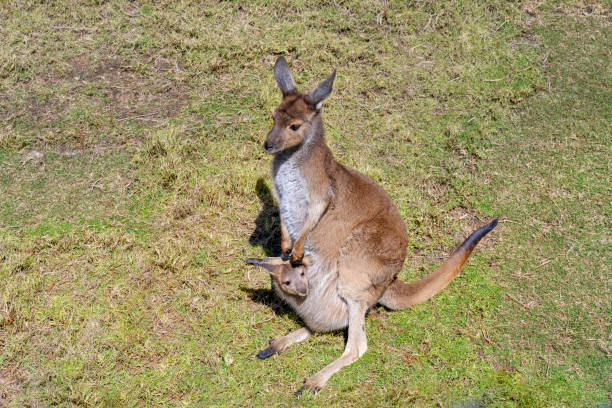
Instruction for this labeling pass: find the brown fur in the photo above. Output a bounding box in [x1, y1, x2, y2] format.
[250, 57, 498, 394]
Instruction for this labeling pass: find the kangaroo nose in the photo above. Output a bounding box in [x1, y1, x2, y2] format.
[263, 141, 273, 152]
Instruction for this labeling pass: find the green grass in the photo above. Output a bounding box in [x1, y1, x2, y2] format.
[1, 0, 610, 406]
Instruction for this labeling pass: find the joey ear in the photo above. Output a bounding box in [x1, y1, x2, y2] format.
[244, 257, 285, 273]
[244, 258, 275, 273]
[274, 57, 297, 96]
[306, 69, 336, 110]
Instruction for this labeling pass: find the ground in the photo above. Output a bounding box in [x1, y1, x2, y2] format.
[0, 1, 610, 407]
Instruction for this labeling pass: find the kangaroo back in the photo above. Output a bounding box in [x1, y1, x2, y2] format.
[378, 219, 498, 310]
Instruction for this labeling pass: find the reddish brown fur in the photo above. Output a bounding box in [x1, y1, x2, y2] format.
[251, 57, 497, 394]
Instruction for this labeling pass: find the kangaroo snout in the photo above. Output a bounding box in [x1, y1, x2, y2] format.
[263, 140, 275, 153]
[264, 128, 281, 154]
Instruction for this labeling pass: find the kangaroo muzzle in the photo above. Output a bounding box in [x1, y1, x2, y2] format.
[264, 127, 283, 154]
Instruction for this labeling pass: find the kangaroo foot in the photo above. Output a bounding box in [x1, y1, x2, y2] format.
[295, 375, 325, 395]
[256, 344, 278, 359]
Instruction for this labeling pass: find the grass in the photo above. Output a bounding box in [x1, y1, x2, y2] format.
[0, 0, 610, 406]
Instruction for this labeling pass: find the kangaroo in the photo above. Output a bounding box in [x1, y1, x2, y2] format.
[249, 57, 498, 394]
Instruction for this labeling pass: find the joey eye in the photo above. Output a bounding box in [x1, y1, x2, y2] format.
[284, 281, 291, 285]
[289, 124, 301, 131]
[300, 272, 305, 276]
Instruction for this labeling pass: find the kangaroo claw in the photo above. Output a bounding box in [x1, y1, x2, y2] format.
[294, 383, 320, 396]
[290, 252, 304, 267]
[290, 246, 304, 265]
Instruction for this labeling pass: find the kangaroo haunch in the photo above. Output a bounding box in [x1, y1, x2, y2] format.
[246, 56, 498, 394]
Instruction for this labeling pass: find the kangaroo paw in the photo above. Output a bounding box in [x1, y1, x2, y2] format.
[290, 245, 304, 265]
[281, 240, 292, 255]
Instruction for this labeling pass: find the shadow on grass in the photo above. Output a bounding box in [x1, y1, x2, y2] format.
[241, 285, 348, 343]
[248, 177, 281, 257]
[240, 286, 300, 322]
[245, 178, 302, 322]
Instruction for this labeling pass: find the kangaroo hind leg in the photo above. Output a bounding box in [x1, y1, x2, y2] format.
[296, 298, 368, 394]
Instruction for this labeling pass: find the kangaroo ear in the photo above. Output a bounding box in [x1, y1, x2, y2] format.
[306, 69, 336, 110]
[274, 57, 297, 96]
[244, 257, 284, 273]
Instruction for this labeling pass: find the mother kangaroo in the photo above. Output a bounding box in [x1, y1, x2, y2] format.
[246, 57, 497, 394]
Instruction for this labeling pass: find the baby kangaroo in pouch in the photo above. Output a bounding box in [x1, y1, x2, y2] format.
[245, 256, 311, 298]
[248, 56, 499, 394]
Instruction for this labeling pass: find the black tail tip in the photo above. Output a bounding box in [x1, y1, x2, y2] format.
[484, 218, 498, 232]
[461, 218, 499, 251]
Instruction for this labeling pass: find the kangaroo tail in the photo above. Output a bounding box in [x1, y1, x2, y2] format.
[378, 219, 498, 310]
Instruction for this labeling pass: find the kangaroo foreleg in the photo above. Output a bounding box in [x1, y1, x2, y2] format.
[291, 199, 329, 263]
[280, 219, 292, 255]
[257, 327, 312, 359]
[296, 299, 368, 394]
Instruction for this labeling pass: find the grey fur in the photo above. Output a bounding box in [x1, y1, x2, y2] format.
[307, 69, 336, 108]
[274, 57, 296, 95]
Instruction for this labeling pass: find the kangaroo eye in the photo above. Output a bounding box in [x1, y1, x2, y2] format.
[300, 272, 305, 276]
[289, 124, 301, 131]
[284, 281, 291, 285]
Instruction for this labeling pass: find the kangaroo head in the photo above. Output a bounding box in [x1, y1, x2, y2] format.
[264, 57, 336, 154]
[245, 256, 312, 297]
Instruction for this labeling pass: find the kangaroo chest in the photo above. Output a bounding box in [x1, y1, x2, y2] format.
[273, 155, 309, 241]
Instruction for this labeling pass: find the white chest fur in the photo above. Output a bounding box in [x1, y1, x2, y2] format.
[273, 154, 309, 241]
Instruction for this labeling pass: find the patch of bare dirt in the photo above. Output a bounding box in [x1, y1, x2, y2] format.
[552, 1, 611, 18]
[68, 54, 185, 121]
[447, 206, 496, 243]
[1, 51, 188, 149]
[511, 30, 542, 50]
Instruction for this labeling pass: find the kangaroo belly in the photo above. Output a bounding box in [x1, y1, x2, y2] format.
[273, 155, 309, 241]
[274, 259, 348, 332]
